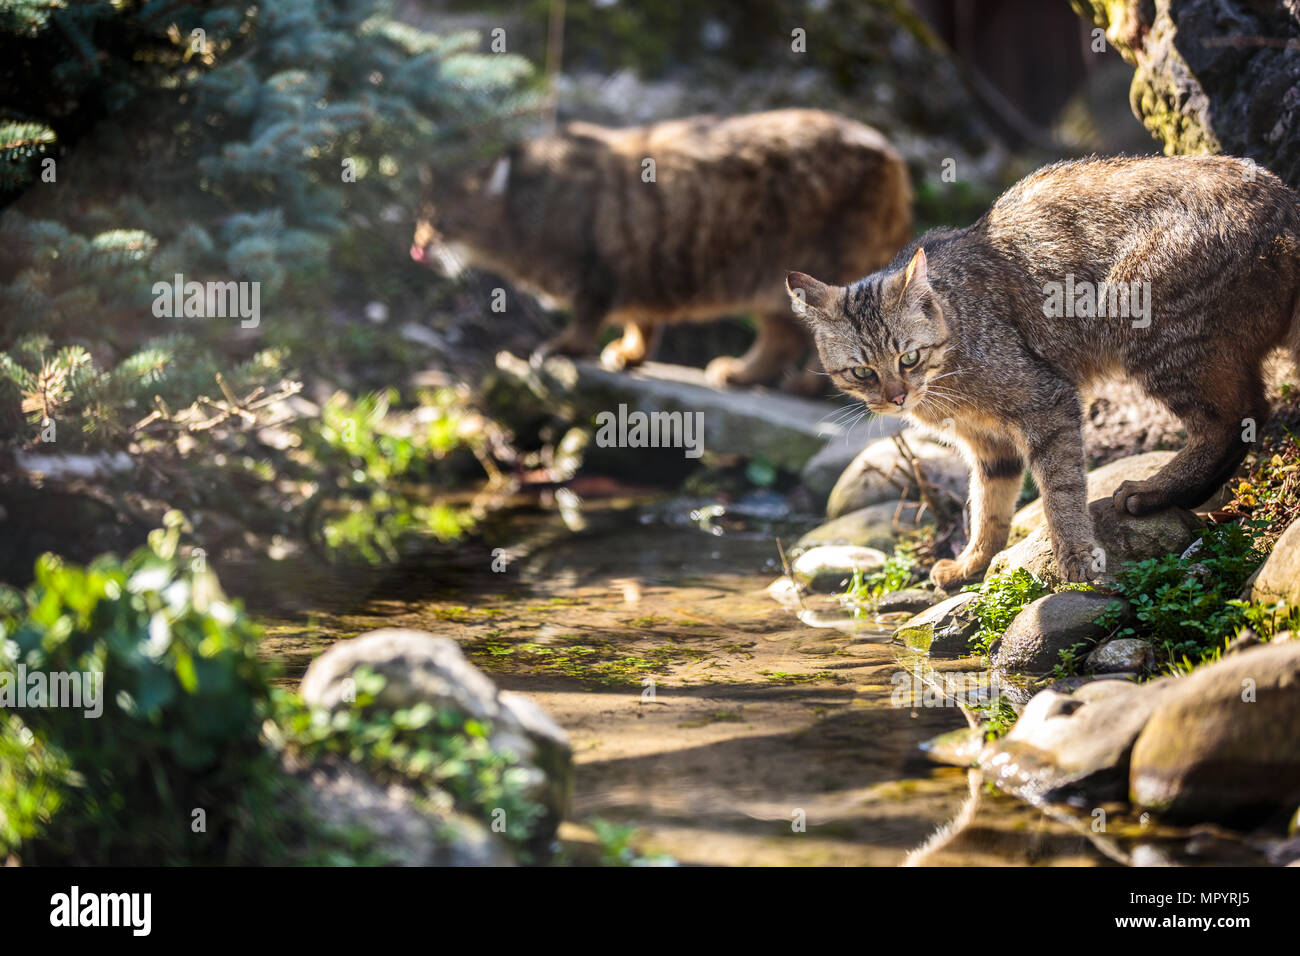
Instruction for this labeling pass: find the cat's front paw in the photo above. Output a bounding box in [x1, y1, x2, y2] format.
[599, 340, 639, 371]
[1112, 479, 1169, 516]
[705, 356, 748, 388]
[1055, 542, 1105, 583]
[930, 558, 983, 591]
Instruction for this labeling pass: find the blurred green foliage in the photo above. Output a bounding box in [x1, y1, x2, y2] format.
[0, 512, 294, 863]
[0, 517, 543, 864]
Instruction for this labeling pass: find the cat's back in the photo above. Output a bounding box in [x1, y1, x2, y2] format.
[578, 109, 900, 165]
[982, 155, 1300, 273]
[537, 110, 911, 313]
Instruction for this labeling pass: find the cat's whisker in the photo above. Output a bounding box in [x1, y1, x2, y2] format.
[926, 366, 970, 385]
[922, 384, 963, 401]
[822, 402, 865, 428]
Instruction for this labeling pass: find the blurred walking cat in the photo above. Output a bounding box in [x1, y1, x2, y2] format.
[412, 109, 911, 391]
[787, 155, 1300, 588]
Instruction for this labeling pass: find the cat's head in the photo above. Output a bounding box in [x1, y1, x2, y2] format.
[410, 153, 514, 274]
[786, 247, 951, 418]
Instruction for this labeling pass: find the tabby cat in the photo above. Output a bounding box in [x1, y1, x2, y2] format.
[412, 109, 910, 391]
[787, 156, 1300, 587]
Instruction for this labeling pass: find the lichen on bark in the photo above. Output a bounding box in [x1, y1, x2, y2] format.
[1071, 0, 1300, 188]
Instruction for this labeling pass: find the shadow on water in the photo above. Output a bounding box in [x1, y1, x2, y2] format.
[232, 486, 1256, 866]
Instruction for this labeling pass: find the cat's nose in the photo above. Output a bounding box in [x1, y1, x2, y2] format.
[889, 391, 907, 406]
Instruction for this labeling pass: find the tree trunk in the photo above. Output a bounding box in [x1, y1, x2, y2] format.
[1070, 0, 1300, 188]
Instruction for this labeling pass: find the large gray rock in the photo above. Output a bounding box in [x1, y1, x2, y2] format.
[893, 590, 981, 656]
[980, 678, 1178, 805]
[793, 499, 935, 556]
[301, 628, 573, 840]
[1009, 452, 1227, 544]
[991, 591, 1116, 677]
[1130, 642, 1300, 825]
[291, 754, 515, 866]
[1071, 0, 1300, 191]
[825, 432, 968, 519]
[1252, 517, 1300, 608]
[989, 498, 1201, 588]
[486, 352, 852, 473]
[799, 415, 904, 510]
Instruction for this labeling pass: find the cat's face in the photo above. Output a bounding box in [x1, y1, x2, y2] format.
[787, 248, 952, 419]
[410, 156, 511, 273]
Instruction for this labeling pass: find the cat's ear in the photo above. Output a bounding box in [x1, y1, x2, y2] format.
[786, 271, 836, 319]
[484, 155, 511, 197]
[886, 247, 931, 308]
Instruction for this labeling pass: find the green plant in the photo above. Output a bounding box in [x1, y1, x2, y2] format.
[973, 694, 1019, 741]
[1096, 520, 1267, 671]
[276, 668, 547, 858]
[844, 545, 918, 612]
[962, 568, 1053, 656]
[1049, 640, 1095, 680]
[0, 512, 298, 864]
[586, 816, 674, 867]
[0, 0, 532, 562]
[0, 519, 548, 864]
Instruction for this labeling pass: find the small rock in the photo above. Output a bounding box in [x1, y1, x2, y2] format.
[1086, 638, 1153, 674]
[876, 588, 938, 615]
[302, 627, 501, 720]
[1251, 516, 1300, 607]
[791, 544, 887, 593]
[989, 498, 1201, 588]
[1267, 836, 1300, 867]
[991, 591, 1116, 677]
[825, 431, 968, 519]
[893, 591, 981, 656]
[792, 499, 934, 555]
[1130, 642, 1300, 826]
[920, 727, 984, 767]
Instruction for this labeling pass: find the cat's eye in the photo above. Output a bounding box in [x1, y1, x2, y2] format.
[849, 366, 876, 382]
[899, 350, 920, 369]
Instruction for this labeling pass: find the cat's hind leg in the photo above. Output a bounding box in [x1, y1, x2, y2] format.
[705, 311, 807, 388]
[534, 292, 608, 359]
[1113, 372, 1266, 515]
[1022, 387, 1102, 582]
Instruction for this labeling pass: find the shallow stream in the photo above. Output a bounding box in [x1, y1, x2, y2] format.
[245, 490, 1246, 866]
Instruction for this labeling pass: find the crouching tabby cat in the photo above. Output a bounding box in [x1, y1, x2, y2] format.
[787, 155, 1300, 588]
[412, 109, 911, 390]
